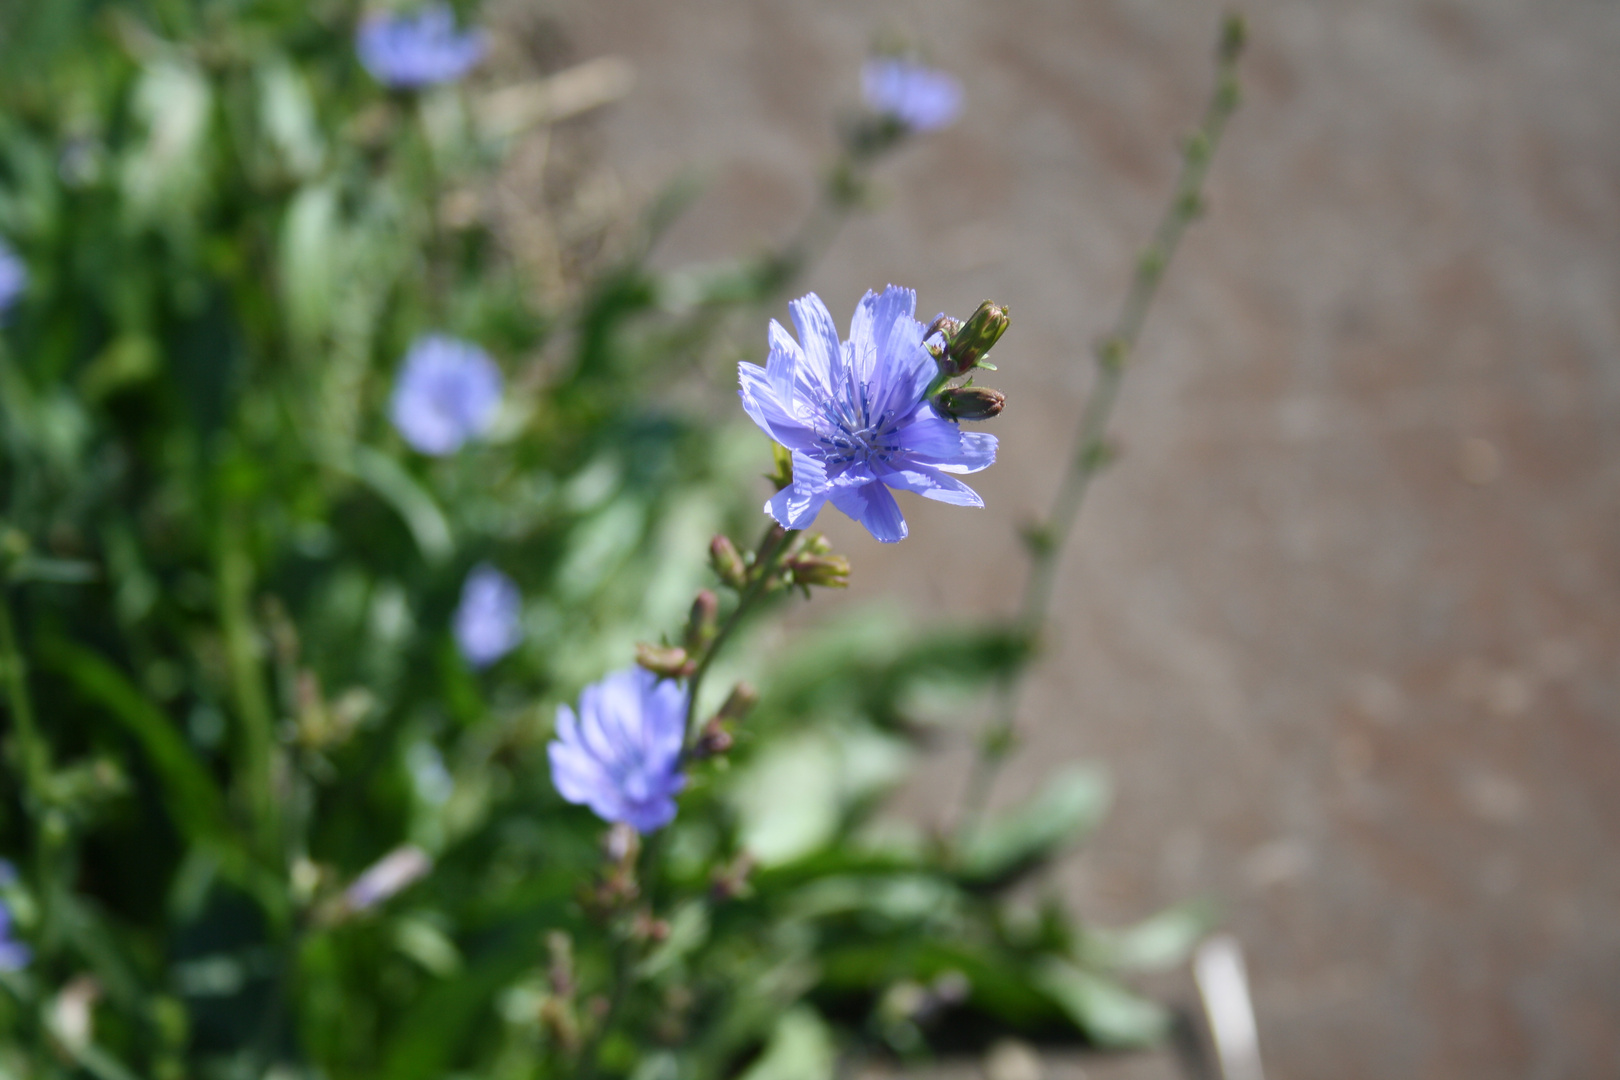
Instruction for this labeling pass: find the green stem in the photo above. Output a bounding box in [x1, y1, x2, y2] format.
[577, 931, 632, 1080]
[218, 526, 279, 860]
[0, 589, 47, 797]
[960, 17, 1246, 832]
[683, 522, 795, 749]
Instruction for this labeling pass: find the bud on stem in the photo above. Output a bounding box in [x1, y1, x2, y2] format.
[717, 682, 758, 722]
[635, 642, 695, 679]
[934, 385, 1005, 421]
[934, 300, 1009, 378]
[786, 553, 850, 590]
[694, 718, 733, 758]
[684, 590, 719, 652]
[709, 536, 748, 590]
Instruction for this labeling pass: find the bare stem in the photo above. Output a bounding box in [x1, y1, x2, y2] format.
[960, 16, 1246, 832]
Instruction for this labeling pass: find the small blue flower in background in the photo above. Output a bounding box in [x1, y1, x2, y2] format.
[453, 563, 523, 667]
[738, 286, 997, 543]
[390, 334, 503, 455]
[345, 845, 432, 912]
[357, 4, 487, 89]
[0, 240, 26, 316]
[0, 860, 30, 971]
[861, 57, 962, 132]
[549, 667, 687, 833]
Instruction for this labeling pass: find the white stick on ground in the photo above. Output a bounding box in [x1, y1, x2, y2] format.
[1194, 934, 1265, 1080]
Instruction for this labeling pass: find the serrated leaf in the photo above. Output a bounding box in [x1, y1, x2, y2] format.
[956, 766, 1111, 885]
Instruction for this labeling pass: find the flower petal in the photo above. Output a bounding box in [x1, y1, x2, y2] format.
[789, 292, 844, 391]
[830, 481, 909, 543]
[766, 483, 828, 531]
[881, 464, 985, 507]
[739, 363, 818, 449]
[929, 431, 998, 474]
[621, 795, 678, 833]
[846, 290, 878, 382]
[869, 315, 933, 421]
[868, 285, 918, 372]
[765, 319, 803, 399]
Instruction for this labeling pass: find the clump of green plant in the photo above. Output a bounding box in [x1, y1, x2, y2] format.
[0, 4, 1244, 1078]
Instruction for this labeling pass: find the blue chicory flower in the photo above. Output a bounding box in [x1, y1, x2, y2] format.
[738, 286, 997, 543]
[0, 240, 26, 316]
[345, 845, 433, 911]
[861, 57, 962, 132]
[390, 334, 503, 455]
[548, 667, 688, 833]
[453, 563, 523, 667]
[0, 862, 29, 972]
[357, 4, 487, 89]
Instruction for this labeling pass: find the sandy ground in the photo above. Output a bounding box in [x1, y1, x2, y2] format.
[533, 1, 1620, 1076]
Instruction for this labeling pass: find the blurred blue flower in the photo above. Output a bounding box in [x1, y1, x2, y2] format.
[0, 240, 26, 315]
[738, 287, 997, 543]
[390, 334, 502, 455]
[549, 667, 687, 833]
[453, 563, 523, 667]
[0, 862, 29, 972]
[861, 58, 962, 132]
[345, 845, 432, 911]
[357, 5, 486, 89]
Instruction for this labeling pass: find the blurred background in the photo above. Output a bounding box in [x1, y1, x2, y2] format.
[544, 0, 1620, 1077]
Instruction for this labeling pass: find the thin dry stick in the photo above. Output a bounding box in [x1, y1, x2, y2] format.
[960, 15, 1247, 831]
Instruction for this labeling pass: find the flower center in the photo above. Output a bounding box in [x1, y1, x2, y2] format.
[807, 382, 901, 467]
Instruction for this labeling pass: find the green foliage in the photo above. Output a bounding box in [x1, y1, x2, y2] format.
[0, 4, 1209, 1078]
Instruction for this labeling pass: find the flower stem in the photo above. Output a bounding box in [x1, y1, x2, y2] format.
[960, 15, 1246, 832]
[577, 923, 634, 1080]
[0, 589, 47, 800]
[683, 522, 795, 749]
[218, 527, 281, 861]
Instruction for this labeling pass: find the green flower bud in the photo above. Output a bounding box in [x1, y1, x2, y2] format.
[694, 718, 733, 758]
[635, 642, 694, 679]
[709, 535, 748, 590]
[716, 681, 758, 722]
[684, 590, 719, 651]
[786, 553, 850, 589]
[937, 300, 1009, 377]
[934, 385, 1005, 421]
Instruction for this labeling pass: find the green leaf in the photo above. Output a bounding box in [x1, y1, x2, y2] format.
[346, 446, 454, 564]
[6, 555, 98, 584]
[1035, 959, 1169, 1048]
[40, 641, 276, 909]
[1079, 900, 1217, 973]
[730, 725, 909, 866]
[379, 948, 537, 1080]
[281, 181, 340, 345]
[956, 766, 1111, 885]
[737, 1007, 835, 1080]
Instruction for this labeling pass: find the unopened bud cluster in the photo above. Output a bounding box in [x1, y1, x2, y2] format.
[783, 533, 849, 591]
[694, 681, 757, 760]
[924, 300, 1010, 423]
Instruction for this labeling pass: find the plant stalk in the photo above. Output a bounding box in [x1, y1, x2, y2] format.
[960, 16, 1246, 832]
